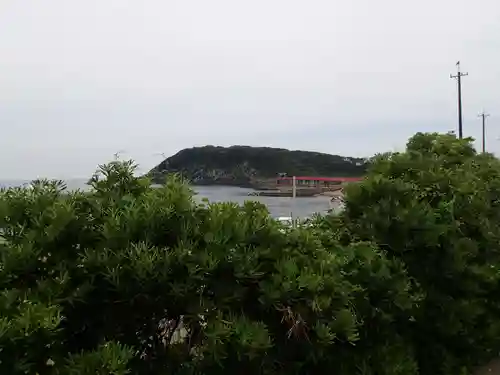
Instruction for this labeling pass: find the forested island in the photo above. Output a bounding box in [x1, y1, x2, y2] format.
[149, 145, 368, 186]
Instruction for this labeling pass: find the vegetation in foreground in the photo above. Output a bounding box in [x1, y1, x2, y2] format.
[149, 145, 367, 186]
[1, 133, 500, 374]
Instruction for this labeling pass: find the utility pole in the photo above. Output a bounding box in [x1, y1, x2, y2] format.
[478, 111, 490, 153]
[450, 61, 468, 139]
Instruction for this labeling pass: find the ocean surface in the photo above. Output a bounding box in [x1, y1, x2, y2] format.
[0, 179, 338, 218]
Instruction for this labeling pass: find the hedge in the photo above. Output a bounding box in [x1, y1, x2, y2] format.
[0, 133, 499, 374]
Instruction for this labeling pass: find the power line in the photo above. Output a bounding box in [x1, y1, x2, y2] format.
[478, 111, 490, 153]
[450, 61, 468, 139]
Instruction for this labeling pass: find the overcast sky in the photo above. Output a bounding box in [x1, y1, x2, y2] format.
[1, 0, 500, 179]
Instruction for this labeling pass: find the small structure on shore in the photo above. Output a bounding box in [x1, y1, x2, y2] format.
[276, 176, 361, 191]
[249, 176, 360, 197]
[248, 188, 321, 197]
[251, 176, 363, 191]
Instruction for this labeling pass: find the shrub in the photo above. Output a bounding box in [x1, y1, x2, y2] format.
[0, 160, 420, 374]
[1, 132, 499, 374]
[342, 132, 500, 374]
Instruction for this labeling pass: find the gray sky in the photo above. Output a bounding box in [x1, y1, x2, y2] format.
[1, 0, 500, 179]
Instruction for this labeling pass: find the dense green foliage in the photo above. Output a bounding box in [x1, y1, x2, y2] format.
[149, 145, 367, 186]
[1, 132, 500, 374]
[342, 132, 500, 374]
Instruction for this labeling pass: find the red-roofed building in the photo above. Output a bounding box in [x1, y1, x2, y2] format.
[276, 176, 362, 188]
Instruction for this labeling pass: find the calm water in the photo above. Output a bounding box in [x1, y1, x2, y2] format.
[194, 186, 337, 218]
[0, 179, 337, 218]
